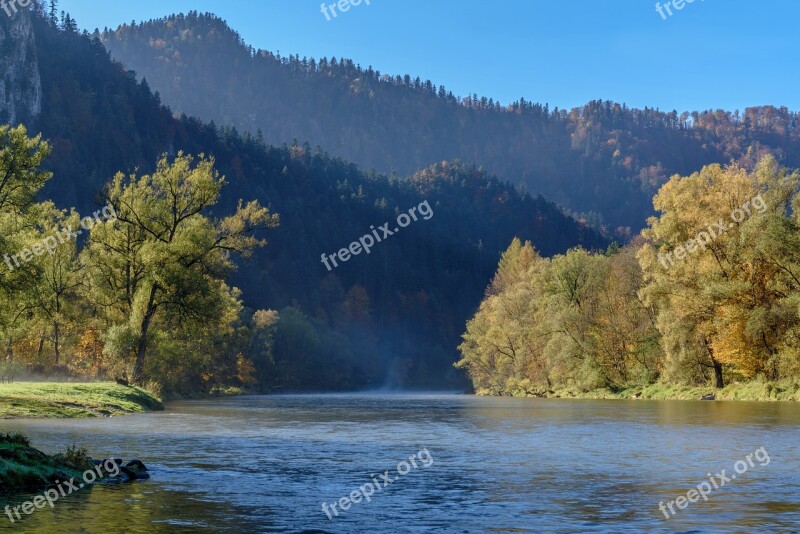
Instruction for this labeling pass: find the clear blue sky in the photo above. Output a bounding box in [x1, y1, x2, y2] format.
[57, 0, 800, 113]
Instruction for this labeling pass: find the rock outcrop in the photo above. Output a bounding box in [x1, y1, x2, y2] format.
[0, 7, 41, 125]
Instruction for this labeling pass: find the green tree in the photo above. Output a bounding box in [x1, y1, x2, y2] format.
[82, 153, 279, 384]
[0, 126, 53, 360]
[26, 206, 83, 365]
[458, 238, 662, 396]
[245, 309, 280, 386]
[457, 239, 552, 395]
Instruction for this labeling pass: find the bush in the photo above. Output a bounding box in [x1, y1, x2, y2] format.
[57, 444, 92, 470]
[0, 433, 31, 447]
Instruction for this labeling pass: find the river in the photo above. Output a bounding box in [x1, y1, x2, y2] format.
[1, 394, 799, 532]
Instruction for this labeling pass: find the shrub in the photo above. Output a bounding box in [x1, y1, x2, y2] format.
[0, 433, 31, 447]
[59, 444, 92, 470]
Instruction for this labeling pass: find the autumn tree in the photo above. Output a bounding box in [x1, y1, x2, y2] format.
[458, 239, 662, 395]
[457, 239, 551, 395]
[638, 156, 800, 387]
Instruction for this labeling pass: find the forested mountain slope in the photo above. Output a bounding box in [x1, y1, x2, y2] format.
[101, 12, 800, 236]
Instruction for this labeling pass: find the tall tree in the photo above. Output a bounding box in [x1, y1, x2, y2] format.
[82, 153, 278, 384]
[638, 156, 800, 387]
[0, 126, 52, 360]
[27, 206, 83, 365]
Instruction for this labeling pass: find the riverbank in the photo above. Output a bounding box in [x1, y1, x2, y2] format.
[0, 382, 163, 419]
[0, 433, 85, 493]
[476, 379, 800, 401]
[0, 433, 150, 495]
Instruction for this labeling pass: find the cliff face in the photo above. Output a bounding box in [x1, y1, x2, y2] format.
[0, 8, 41, 125]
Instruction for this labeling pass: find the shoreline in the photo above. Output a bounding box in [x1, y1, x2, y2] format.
[0, 433, 149, 497]
[0, 382, 163, 419]
[475, 380, 800, 402]
[3, 380, 798, 422]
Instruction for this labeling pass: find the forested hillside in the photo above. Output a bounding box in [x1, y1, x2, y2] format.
[0, 5, 604, 394]
[100, 12, 800, 236]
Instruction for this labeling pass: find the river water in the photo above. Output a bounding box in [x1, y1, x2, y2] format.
[1, 394, 799, 533]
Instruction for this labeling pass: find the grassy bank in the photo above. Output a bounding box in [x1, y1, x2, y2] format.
[0, 382, 164, 419]
[477, 379, 800, 401]
[0, 433, 86, 493]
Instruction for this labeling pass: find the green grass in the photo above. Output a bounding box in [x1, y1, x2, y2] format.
[0, 434, 89, 493]
[479, 379, 800, 401]
[0, 382, 164, 419]
[551, 380, 800, 401]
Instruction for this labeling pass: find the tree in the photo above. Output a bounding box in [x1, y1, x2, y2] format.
[459, 239, 662, 395]
[457, 239, 551, 395]
[245, 309, 279, 386]
[27, 206, 83, 365]
[0, 126, 52, 361]
[272, 307, 321, 389]
[48, 0, 58, 27]
[0, 125, 51, 217]
[82, 153, 279, 384]
[638, 156, 800, 387]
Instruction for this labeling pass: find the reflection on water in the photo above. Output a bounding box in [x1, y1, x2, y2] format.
[1, 394, 799, 533]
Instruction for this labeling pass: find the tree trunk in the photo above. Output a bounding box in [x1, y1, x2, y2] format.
[712, 358, 724, 389]
[132, 285, 159, 385]
[702, 337, 724, 389]
[132, 331, 148, 385]
[54, 292, 62, 365]
[54, 322, 60, 365]
[762, 331, 779, 380]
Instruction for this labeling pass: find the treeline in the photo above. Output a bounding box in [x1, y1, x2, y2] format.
[0, 7, 605, 393]
[100, 12, 800, 235]
[0, 125, 279, 394]
[457, 156, 800, 395]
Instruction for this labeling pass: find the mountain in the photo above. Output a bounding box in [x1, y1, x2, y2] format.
[2, 6, 605, 390]
[99, 12, 800, 237]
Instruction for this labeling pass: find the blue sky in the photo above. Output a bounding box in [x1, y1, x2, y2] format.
[57, 0, 799, 113]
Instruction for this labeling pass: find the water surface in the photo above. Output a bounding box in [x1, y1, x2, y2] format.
[1, 394, 799, 532]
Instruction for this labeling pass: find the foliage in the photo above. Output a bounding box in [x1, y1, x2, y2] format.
[58, 443, 92, 470]
[0, 433, 31, 447]
[80, 152, 278, 385]
[3, 9, 605, 392]
[460, 157, 800, 393]
[457, 239, 658, 394]
[639, 155, 800, 387]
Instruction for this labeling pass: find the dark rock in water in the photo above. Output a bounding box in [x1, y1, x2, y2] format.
[125, 459, 148, 471]
[115, 469, 133, 483]
[701, 393, 716, 401]
[120, 466, 150, 480]
[122, 459, 150, 480]
[95, 457, 150, 483]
